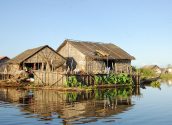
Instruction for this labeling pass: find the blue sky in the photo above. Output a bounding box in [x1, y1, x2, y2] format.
[0, 0, 172, 67]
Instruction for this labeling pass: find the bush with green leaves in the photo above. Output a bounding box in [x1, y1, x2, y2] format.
[94, 73, 133, 85]
[66, 73, 133, 88]
[66, 76, 82, 87]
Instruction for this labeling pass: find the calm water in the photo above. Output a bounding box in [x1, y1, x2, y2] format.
[0, 81, 172, 125]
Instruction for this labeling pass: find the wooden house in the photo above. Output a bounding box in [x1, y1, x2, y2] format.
[0, 56, 10, 73]
[0, 56, 10, 66]
[8, 45, 65, 74]
[166, 67, 172, 74]
[57, 39, 135, 74]
[7, 45, 66, 86]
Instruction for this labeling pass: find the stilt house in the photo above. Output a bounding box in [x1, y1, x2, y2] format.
[0, 56, 10, 66]
[8, 45, 65, 75]
[57, 39, 135, 74]
[0, 56, 10, 73]
[5, 45, 66, 86]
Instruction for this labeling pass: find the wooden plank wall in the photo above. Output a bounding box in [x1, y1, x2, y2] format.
[34, 71, 66, 86]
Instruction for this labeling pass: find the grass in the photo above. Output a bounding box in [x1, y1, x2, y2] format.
[160, 74, 172, 80]
[139, 68, 156, 79]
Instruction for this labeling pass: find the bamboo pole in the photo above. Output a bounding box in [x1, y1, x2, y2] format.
[56, 72, 58, 86]
[37, 54, 40, 86]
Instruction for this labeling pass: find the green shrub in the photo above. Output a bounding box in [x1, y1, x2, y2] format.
[67, 73, 133, 88]
[140, 68, 156, 78]
[94, 73, 133, 85]
[66, 76, 82, 88]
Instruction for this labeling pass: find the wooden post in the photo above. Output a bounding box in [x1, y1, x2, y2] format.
[138, 74, 140, 85]
[87, 75, 89, 86]
[56, 72, 58, 86]
[45, 71, 46, 86]
[62, 74, 64, 85]
[41, 63, 44, 71]
[126, 65, 128, 73]
[137, 75, 138, 85]
[3, 74, 4, 80]
[92, 75, 95, 86]
[115, 63, 117, 74]
[83, 76, 85, 85]
[90, 75, 92, 86]
[106, 56, 109, 69]
[52, 72, 53, 86]
[47, 72, 49, 85]
[33, 63, 36, 70]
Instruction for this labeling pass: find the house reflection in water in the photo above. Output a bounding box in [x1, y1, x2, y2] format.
[0, 88, 21, 103]
[161, 79, 172, 86]
[167, 80, 172, 85]
[0, 87, 141, 124]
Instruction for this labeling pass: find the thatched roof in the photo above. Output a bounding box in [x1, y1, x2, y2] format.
[142, 65, 161, 70]
[57, 39, 135, 60]
[0, 56, 9, 61]
[8, 45, 65, 64]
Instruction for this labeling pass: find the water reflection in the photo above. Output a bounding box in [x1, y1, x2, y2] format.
[161, 79, 172, 86]
[0, 86, 141, 124]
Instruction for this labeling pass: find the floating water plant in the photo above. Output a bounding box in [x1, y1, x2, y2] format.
[94, 73, 133, 85]
[150, 81, 161, 88]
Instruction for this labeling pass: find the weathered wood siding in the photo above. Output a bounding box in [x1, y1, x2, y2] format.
[58, 42, 86, 71]
[115, 60, 131, 73]
[24, 47, 65, 70]
[8, 64, 20, 75]
[34, 71, 66, 86]
[86, 59, 131, 73]
[25, 47, 59, 62]
[5, 46, 66, 87]
[86, 60, 105, 73]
